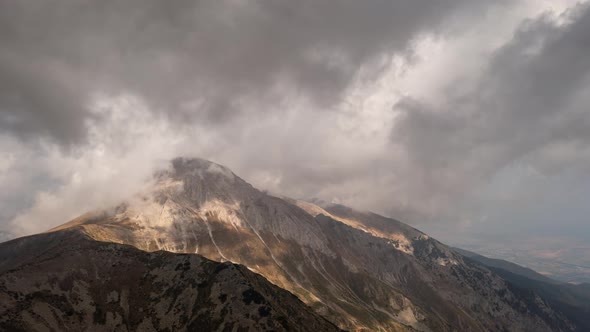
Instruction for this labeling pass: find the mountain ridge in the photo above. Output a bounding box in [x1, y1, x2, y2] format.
[0, 157, 584, 331]
[0, 228, 342, 332]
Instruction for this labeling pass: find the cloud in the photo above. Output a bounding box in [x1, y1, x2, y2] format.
[0, 0, 487, 146]
[2, 0, 590, 247]
[390, 2, 590, 235]
[4, 96, 186, 235]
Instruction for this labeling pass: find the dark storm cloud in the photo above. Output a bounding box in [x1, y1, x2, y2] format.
[6, 0, 590, 245]
[0, 0, 488, 146]
[392, 3, 590, 211]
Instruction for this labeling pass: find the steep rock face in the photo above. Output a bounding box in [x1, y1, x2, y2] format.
[44, 158, 575, 331]
[0, 230, 341, 332]
[309, 204, 576, 331]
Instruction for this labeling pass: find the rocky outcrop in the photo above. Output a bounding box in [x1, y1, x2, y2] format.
[0, 229, 341, 332]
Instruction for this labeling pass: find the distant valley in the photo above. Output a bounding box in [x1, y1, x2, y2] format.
[454, 240, 590, 284]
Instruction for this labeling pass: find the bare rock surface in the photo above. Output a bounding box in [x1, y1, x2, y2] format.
[0, 229, 341, 332]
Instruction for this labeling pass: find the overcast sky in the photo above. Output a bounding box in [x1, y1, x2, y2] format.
[1, 0, 590, 248]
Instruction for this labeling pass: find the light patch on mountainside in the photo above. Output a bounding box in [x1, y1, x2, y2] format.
[294, 199, 415, 255]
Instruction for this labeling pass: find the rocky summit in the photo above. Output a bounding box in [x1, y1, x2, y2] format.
[0, 158, 585, 331]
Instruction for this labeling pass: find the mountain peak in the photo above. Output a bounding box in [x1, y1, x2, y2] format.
[169, 157, 236, 179]
[150, 157, 257, 207]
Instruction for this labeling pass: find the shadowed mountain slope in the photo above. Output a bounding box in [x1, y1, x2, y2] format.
[453, 248, 590, 332]
[0, 229, 342, 332]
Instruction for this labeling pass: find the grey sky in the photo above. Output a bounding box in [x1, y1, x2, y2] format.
[0, 0, 487, 145]
[1, 0, 589, 251]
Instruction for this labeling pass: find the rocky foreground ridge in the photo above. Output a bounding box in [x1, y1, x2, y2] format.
[0, 229, 341, 331]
